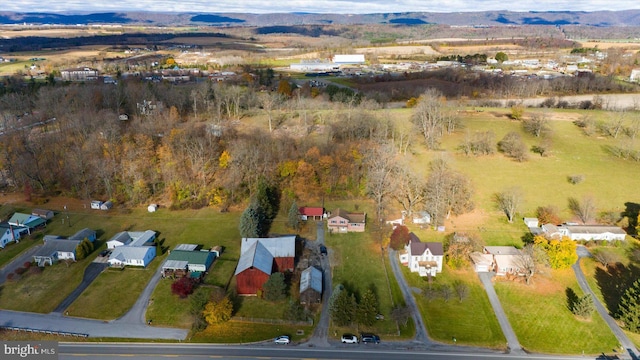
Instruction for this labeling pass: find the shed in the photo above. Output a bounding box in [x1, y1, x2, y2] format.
[32, 208, 54, 220]
[299, 266, 323, 304]
[211, 246, 222, 257]
[523, 217, 539, 228]
[100, 201, 113, 210]
[147, 204, 158, 213]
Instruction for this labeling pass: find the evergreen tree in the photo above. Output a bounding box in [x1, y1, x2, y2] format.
[239, 202, 267, 238]
[572, 294, 594, 318]
[263, 272, 287, 301]
[330, 286, 356, 326]
[619, 279, 640, 333]
[255, 177, 280, 221]
[287, 200, 301, 231]
[75, 239, 93, 260]
[357, 289, 379, 326]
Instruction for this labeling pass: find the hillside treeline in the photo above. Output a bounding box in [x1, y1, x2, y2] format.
[0, 78, 389, 211]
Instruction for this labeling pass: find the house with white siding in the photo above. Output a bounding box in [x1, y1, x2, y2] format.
[398, 232, 443, 277]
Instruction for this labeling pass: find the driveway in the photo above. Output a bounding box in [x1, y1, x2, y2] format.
[305, 221, 331, 347]
[477, 272, 524, 354]
[115, 259, 165, 325]
[388, 249, 431, 345]
[0, 244, 43, 286]
[572, 246, 639, 359]
[52, 261, 108, 314]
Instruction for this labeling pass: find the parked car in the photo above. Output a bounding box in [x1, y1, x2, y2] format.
[320, 245, 327, 255]
[274, 335, 290, 345]
[361, 333, 380, 344]
[341, 334, 358, 344]
[99, 249, 111, 257]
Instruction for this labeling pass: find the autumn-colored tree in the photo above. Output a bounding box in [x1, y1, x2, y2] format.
[535, 205, 561, 225]
[171, 277, 195, 298]
[277, 80, 292, 97]
[203, 295, 233, 325]
[534, 235, 577, 269]
[389, 225, 411, 250]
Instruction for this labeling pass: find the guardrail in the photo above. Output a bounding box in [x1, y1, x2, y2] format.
[1, 326, 88, 337]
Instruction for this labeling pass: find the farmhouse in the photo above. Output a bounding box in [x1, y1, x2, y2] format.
[398, 232, 443, 277]
[60, 67, 98, 81]
[235, 236, 297, 295]
[327, 208, 366, 233]
[299, 266, 323, 304]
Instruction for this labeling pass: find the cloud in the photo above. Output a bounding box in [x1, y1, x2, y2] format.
[2, 0, 639, 14]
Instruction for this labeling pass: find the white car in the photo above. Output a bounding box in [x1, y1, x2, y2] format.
[341, 334, 359, 344]
[274, 335, 290, 345]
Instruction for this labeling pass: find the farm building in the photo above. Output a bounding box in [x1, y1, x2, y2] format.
[299, 207, 325, 221]
[240, 236, 296, 272]
[333, 54, 365, 64]
[235, 241, 274, 295]
[162, 247, 215, 278]
[32, 208, 54, 220]
[299, 266, 323, 304]
[537, 223, 627, 241]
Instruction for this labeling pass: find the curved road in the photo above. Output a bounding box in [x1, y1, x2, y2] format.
[572, 246, 639, 360]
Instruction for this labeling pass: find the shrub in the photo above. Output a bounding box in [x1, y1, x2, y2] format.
[28, 266, 43, 275]
[6, 273, 15, 281]
[14, 267, 27, 275]
[171, 277, 196, 298]
[23, 261, 32, 269]
[568, 174, 585, 184]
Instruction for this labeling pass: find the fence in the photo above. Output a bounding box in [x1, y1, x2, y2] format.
[232, 317, 313, 326]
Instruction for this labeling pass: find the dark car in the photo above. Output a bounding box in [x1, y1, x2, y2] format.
[361, 333, 380, 344]
[320, 245, 327, 255]
[99, 249, 111, 257]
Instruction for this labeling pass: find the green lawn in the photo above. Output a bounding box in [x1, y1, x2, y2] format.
[494, 268, 619, 355]
[402, 265, 506, 348]
[191, 320, 313, 343]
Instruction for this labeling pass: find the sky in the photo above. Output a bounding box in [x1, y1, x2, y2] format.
[2, 1, 639, 14]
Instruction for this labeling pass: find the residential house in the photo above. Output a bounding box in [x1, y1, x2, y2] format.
[31, 228, 97, 266]
[8, 212, 47, 234]
[483, 246, 522, 276]
[0, 222, 23, 249]
[299, 266, 323, 304]
[32, 209, 54, 220]
[108, 246, 156, 268]
[235, 236, 297, 295]
[327, 208, 366, 233]
[299, 207, 324, 221]
[106, 230, 157, 268]
[398, 233, 443, 277]
[161, 246, 215, 278]
[469, 252, 494, 272]
[33, 239, 81, 266]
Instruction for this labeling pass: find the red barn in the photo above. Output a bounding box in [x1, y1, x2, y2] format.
[234, 241, 274, 295]
[235, 236, 296, 295]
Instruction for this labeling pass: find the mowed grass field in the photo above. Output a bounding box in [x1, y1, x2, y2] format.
[494, 269, 619, 355]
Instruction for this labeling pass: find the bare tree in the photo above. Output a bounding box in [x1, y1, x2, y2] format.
[412, 89, 456, 150]
[425, 159, 474, 227]
[522, 111, 551, 138]
[393, 162, 427, 217]
[593, 249, 619, 268]
[514, 244, 536, 285]
[453, 280, 470, 302]
[259, 91, 282, 132]
[494, 187, 523, 223]
[365, 143, 398, 222]
[568, 196, 596, 224]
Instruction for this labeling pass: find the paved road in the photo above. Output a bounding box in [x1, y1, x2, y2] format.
[477, 272, 524, 354]
[0, 309, 188, 339]
[305, 221, 331, 347]
[388, 249, 431, 345]
[53, 262, 108, 314]
[572, 246, 639, 360]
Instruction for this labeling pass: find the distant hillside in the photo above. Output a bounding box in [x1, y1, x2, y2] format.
[1, 10, 640, 27]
